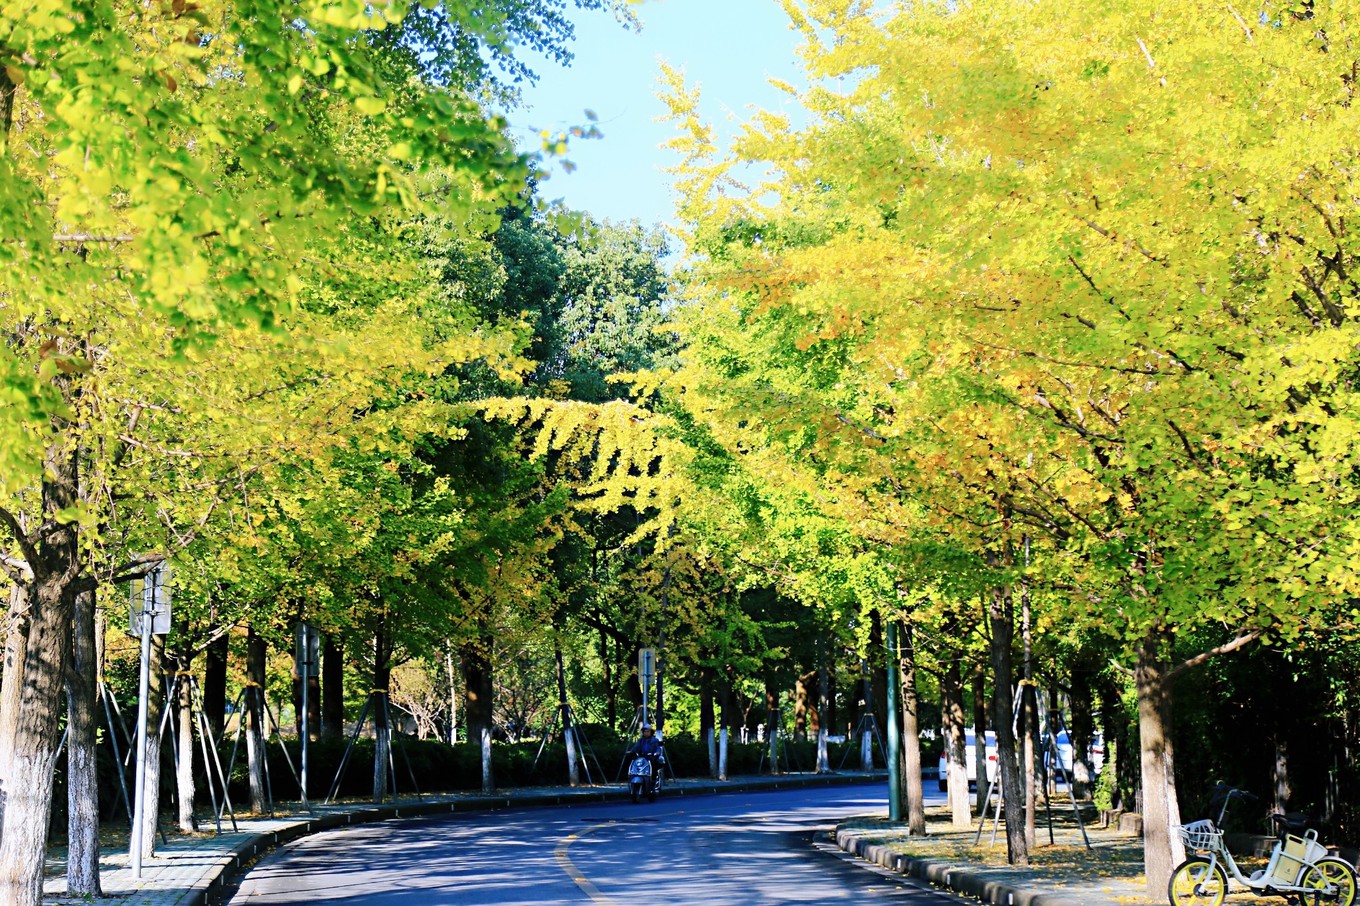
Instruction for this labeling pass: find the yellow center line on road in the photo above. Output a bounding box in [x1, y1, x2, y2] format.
[554, 821, 620, 906]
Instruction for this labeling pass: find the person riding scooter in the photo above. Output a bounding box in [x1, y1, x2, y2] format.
[627, 724, 664, 795]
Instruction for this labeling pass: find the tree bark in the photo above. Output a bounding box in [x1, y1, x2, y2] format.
[372, 628, 391, 803]
[816, 652, 830, 774]
[1070, 665, 1097, 800]
[990, 582, 1028, 865]
[940, 641, 971, 826]
[203, 630, 228, 741]
[139, 633, 166, 856]
[66, 586, 103, 896]
[0, 583, 31, 842]
[1272, 735, 1291, 816]
[972, 658, 989, 816]
[245, 626, 268, 814]
[765, 680, 779, 775]
[461, 639, 495, 793]
[794, 671, 810, 741]
[175, 652, 197, 832]
[1021, 565, 1038, 849]
[700, 668, 716, 778]
[1136, 630, 1184, 895]
[899, 623, 926, 835]
[0, 440, 81, 906]
[717, 675, 735, 781]
[322, 633, 343, 738]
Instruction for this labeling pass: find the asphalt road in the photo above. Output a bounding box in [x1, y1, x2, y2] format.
[225, 782, 970, 905]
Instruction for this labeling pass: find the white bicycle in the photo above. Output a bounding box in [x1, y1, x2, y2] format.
[1170, 786, 1358, 905]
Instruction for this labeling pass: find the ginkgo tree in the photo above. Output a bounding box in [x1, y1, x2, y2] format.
[663, 0, 1360, 892]
[0, 0, 624, 901]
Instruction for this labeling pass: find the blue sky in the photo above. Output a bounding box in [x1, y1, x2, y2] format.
[507, 0, 807, 229]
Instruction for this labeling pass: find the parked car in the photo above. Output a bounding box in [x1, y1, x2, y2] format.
[937, 728, 997, 792]
[1044, 729, 1104, 776]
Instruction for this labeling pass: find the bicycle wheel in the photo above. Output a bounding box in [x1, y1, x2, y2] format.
[1168, 857, 1228, 906]
[1299, 856, 1358, 906]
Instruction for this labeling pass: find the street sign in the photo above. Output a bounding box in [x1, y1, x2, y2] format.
[129, 562, 172, 636]
[638, 647, 656, 684]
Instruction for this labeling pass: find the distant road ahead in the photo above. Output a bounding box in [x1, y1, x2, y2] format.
[226, 782, 968, 904]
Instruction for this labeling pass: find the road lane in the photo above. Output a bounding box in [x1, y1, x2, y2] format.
[226, 783, 968, 905]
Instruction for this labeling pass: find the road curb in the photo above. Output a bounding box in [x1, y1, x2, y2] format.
[185, 772, 885, 905]
[834, 826, 1085, 906]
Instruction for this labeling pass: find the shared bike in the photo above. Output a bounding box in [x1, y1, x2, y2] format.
[1170, 786, 1358, 905]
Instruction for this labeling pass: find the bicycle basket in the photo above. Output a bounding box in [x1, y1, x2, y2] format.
[1177, 820, 1223, 852]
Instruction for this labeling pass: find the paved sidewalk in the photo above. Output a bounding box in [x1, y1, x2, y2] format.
[834, 803, 1159, 906]
[42, 771, 885, 905]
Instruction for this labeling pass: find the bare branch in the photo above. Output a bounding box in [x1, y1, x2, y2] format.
[0, 505, 39, 579]
[1225, 4, 1254, 43]
[1167, 630, 1261, 680]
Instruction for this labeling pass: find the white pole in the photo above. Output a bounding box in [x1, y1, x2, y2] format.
[129, 582, 153, 877]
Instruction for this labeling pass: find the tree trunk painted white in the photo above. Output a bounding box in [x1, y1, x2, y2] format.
[446, 647, 457, 745]
[245, 628, 268, 815]
[990, 582, 1029, 865]
[0, 584, 31, 844]
[66, 587, 103, 896]
[0, 565, 76, 905]
[480, 726, 494, 793]
[176, 664, 197, 832]
[0, 337, 80, 906]
[565, 725, 580, 787]
[139, 634, 166, 857]
[899, 625, 926, 835]
[1136, 632, 1185, 895]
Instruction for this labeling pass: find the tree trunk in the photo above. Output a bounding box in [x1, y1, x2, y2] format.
[446, 646, 458, 745]
[794, 671, 810, 741]
[972, 658, 989, 816]
[245, 627, 268, 815]
[1021, 566, 1037, 849]
[816, 653, 830, 774]
[0, 584, 31, 843]
[600, 626, 616, 729]
[322, 633, 343, 738]
[555, 647, 579, 787]
[718, 676, 735, 781]
[990, 583, 1028, 865]
[1070, 666, 1097, 800]
[765, 680, 779, 775]
[700, 668, 717, 778]
[372, 630, 392, 803]
[899, 624, 926, 835]
[1136, 630, 1184, 895]
[941, 645, 971, 826]
[1272, 735, 1291, 816]
[66, 587, 102, 897]
[175, 653, 197, 832]
[461, 639, 495, 793]
[1098, 672, 1132, 812]
[139, 633, 166, 856]
[0, 437, 82, 906]
[204, 631, 228, 741]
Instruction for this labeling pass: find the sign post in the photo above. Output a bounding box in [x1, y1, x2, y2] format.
[129, 562, 171, 878]
[638, 647, 656, 726]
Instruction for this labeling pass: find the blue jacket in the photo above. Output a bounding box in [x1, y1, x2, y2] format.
[630, 735, 662, 758]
